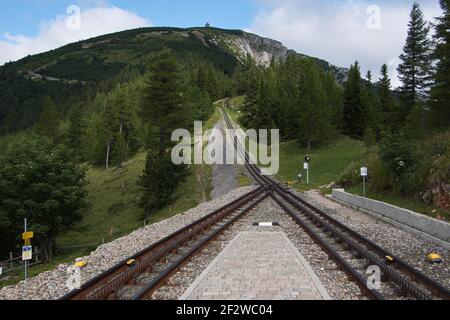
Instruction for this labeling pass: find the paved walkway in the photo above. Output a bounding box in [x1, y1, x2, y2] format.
[180, 232, 331, 300]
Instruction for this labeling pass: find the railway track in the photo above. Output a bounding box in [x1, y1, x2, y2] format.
[62, 107, 449, 301]
[62, 186, 268, 300]
[221, 107, 450, 300]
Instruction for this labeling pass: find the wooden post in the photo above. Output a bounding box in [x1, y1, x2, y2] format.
[35, 247, 39, 263]
[9, 252, 13, 270]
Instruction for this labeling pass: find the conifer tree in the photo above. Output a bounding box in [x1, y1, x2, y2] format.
[67, 105, 84, 158]
[343, 62, 366, 139]
[35, 96, 61, 141]
[297, 62, 331, 150]
[141, 52, 189, 154]
[378, 64, 396, 131]
[397, 2, 433, 108]
[139, 52, 189, 215]
[361, 70, 381, 137]
[430, 0, 450, 128]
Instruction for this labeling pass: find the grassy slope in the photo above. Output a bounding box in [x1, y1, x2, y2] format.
[276, 137, 367, 191]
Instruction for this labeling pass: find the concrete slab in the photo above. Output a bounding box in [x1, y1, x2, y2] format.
[180, 232, 331, 300]
[330, 189, 450, 248]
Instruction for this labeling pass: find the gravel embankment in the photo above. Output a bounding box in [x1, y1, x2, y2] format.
[300, 190, 450, 290]
[0, 186, 256, 300]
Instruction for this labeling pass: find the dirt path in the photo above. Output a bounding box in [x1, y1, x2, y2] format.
[209, 121, 238, 199]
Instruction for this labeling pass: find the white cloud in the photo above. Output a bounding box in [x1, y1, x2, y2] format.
[0, 6, 152, 65]
[248, 0, 441, 87]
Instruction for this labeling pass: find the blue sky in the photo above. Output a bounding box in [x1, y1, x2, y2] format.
[0, 0, 256, 37]
[0, 0, 443, 86]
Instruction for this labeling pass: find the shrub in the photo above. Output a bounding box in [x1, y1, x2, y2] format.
[337, 161, 363, 189]
[366, 151, 394, 192]
[363, 127, 377, 148]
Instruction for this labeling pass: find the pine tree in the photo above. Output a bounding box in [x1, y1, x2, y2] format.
[141, 52, 189, 154]
[68, 105, 84, 158]
[35, 96, 61, 141]
[366, 70, 373, 83]
[361, 71, 381, 137]
[343, 62, 366, 139]
[139, 52, 190, 215]
[297, 62, 331, 150]
[378, 64, 396, 131]
[397, 2, 433, 108]
[430, 0, 450, 128]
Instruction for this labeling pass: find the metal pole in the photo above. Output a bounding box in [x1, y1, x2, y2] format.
[363, 176, 366, 198]
[307, 167, 310, 185]
[24, 218, 27, 281]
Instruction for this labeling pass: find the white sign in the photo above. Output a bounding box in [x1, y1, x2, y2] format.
[304, 163, 309, 170]
[361, 167, 368, 177]
[22, 246, 32, 261]
[0, 266, 3, 275]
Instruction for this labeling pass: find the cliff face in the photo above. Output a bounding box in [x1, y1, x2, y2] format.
[209, 30, 348, 82]
[223, 32, 290, 65]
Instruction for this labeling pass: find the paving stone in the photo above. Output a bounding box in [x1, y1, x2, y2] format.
[180, 232, 331, 300]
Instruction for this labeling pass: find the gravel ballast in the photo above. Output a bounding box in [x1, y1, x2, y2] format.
[0, 186, 256, 300]
[154, 191, 449, 300]
[153, 197, 363, 300]
[300, 190, 450, 290]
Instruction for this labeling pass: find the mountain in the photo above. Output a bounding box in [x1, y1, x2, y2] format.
[0, 26, 347, 135]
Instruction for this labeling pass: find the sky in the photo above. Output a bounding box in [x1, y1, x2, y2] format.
[0, 0, 443, 87]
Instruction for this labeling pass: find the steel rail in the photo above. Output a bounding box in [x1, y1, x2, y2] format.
[133, 191, 270, 300]
[61, 186, 265, 300]
[220, 107, 450, 300]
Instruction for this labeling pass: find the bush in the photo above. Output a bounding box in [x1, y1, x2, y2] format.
[366, 151, 394, 192]
[363, 127, 377, 148]
[337, 161, 363, 189]
[379, 133, 420, 195]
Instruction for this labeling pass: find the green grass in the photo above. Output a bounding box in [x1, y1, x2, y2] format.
[276, 137, 368, 191]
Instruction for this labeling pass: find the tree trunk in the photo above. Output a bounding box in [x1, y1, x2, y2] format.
[39, 238, 55, 263]
[307, 140, 312, 152]
[106, 139, 111, 170]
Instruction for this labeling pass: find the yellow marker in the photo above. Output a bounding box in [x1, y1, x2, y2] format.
[427, 253, 443, 264]
[22, 231, 34, 240]
[127, 259, 136, 266]
[386, 256, 395, 263]
[75, 261, 88, 268]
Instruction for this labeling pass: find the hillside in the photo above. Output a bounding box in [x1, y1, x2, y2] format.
[0, 26, 346, 135]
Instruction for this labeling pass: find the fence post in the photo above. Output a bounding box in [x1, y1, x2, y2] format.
[35, 247, 39, 263]
[9, 252, 13, 270]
